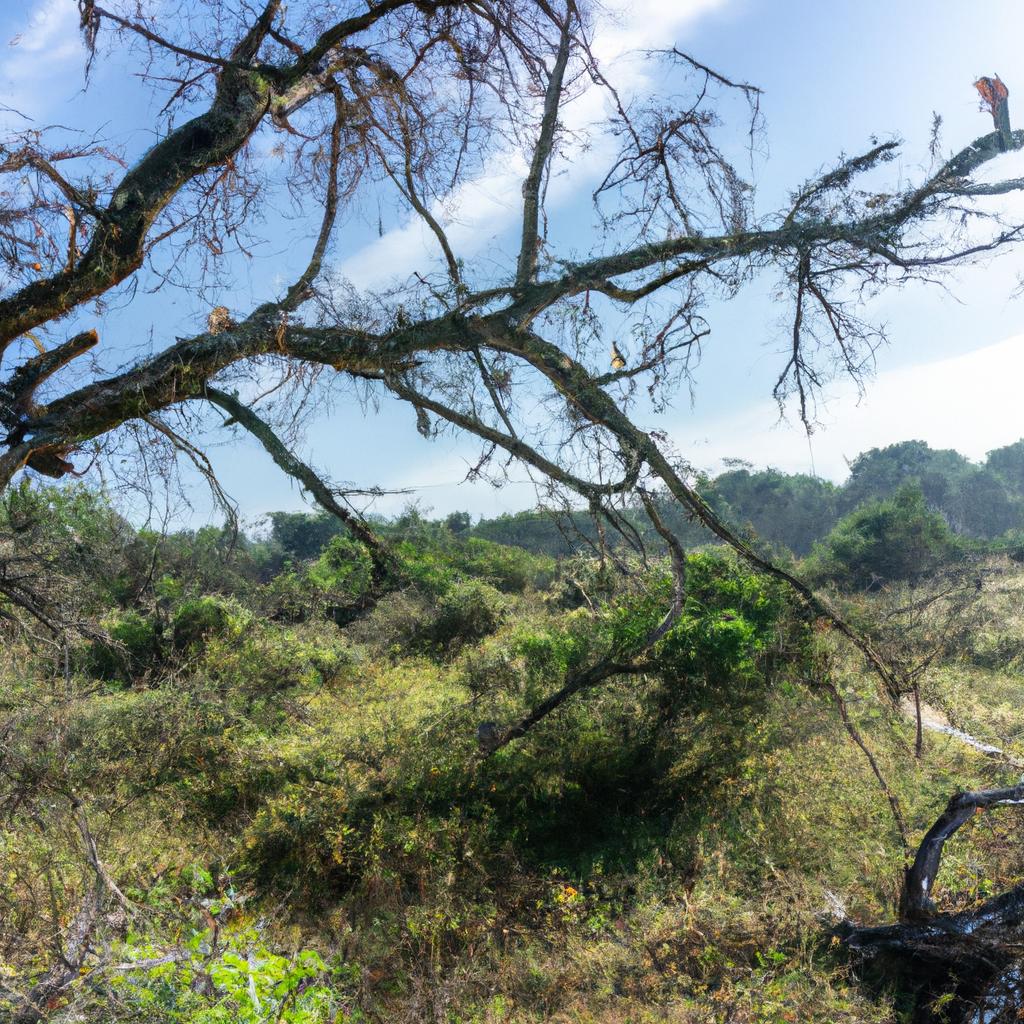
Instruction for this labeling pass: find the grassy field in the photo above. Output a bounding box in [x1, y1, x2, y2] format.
[2, 519, 1023, 1023]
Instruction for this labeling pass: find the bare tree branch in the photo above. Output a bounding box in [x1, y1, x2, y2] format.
[516, 8, 572, 288]
[204, 386, 394, 580]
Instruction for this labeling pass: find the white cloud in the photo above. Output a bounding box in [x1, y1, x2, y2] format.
[339, 0, 728, 290]
[678, 331, 1024, 479]
[589, 0, 725, 64]
[1, 0, 83, 123]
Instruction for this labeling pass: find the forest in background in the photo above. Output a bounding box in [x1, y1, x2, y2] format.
[273, 437, 1024, 563]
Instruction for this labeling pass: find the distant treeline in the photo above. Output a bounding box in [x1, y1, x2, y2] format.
[264, 438, 1024, 562]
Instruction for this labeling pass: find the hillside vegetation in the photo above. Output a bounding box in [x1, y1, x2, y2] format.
[471, 439, 1024, 558]
[2, 479, 1024, 1023]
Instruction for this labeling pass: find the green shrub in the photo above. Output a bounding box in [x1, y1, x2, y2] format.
[458, 640, 520, 697]
[200, 624, 349, 698]
[994, 528, 1024, 563]
[243, 781, 357, 889]
[172, 596, 240, 652]
[806, 485, 961, 590]
[357, 579, 508, 658]
[114, 925, 346, 1023]
[455, 537, 555, 593]
[515, 611, 593, 685]
[543, 554, 618, 610]
[350, 589, 432, 658]
[424, 579, 507, 652]
[577, 554, 805, 733]
[88, 610, 162, 682]
[391, 536, 457, 596]
[308, 535, 374, 598]
[261, 569, 321, 622]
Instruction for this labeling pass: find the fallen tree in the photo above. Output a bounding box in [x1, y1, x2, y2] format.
[839, 781, 1024, 1021]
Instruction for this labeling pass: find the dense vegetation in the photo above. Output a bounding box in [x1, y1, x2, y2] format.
[4, 463, 1024, 1023]
[262, 439, 1024, 564]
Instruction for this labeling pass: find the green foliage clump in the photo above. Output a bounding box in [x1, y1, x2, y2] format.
[994, 528, 1024, 563]
[267, 510, 346, 560]
[114, 925, 348, 1024]
[515, 612, 592, 683]
[986, 438, 1024, 495]
[455, 536, 555, 593]
[242, 781, 356, 889]
[705, 467, 839, 556]
[199, 621, 350, 703]
[307, 535, 374, 598]
[425, 579, 508, 652]
[361, 578, 508, 658]
[806, 486, 961, 589]
[587, 551, 803, 697]
[173, 596, 245, 652]
[89, 610, 162, 682]
[260, 569, 322, 622]
[471, 508, 580, 556]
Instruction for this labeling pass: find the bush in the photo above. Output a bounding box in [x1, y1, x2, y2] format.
[806, 486, 961, 590]
[994, 528, 1024, 563]
[455, 537, 555, 593]
[260, 569, 322, 623]
[88, 610, 162, 683]
[114, 924, 345, 1023]
[425, 579, 507, 652]
[307, 535, 374, 599]
[172, 596, 239, 652]
[356, 579, 508, 659]
[200, 623, 350, 699]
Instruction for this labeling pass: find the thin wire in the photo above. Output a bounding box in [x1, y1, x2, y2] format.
[395, 476, 537, 490]
[806, 432, 818, 479]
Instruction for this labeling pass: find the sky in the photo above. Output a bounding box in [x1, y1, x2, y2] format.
[3, 0, 1024, 526]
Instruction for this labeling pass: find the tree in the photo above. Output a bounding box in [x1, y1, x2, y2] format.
[839, 440, 1019, 538]
[987, 438, 1024, 496]
[840, 441, 972, 513]
[268, 510, 346, 561]
[706, 468, 839, 556]
[444, 511, 472, 534]
[956, 466, 1018, 538]
[807, 485, 961, 590]
[3, 3, 1024, 709]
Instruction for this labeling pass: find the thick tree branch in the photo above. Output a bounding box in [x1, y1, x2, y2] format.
[9, 876, 104, 1024]
[204, 386, 394, 580]
[0, 330, 98, 426]
[481, 659, 649, 755]
[900, 782, 1024, 922]
[0, 66, 273, 350]
[841, 781, 1024, 990]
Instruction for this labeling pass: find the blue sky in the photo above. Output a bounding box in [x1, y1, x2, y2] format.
[3, 0, 1024, 526]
